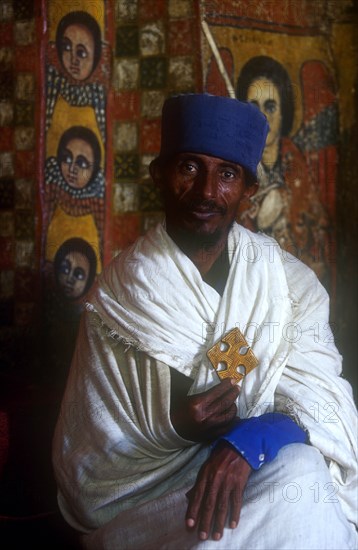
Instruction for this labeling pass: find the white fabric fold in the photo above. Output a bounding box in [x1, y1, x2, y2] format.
[87, 223, 293, 396]
[55, 222, 357, 531]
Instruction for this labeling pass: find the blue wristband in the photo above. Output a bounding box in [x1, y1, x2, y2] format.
[217, 413, 308, 470]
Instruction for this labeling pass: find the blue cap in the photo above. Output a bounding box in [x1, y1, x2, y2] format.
[159, 94, 269, 180]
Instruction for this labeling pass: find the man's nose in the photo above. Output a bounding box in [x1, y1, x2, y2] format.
[194, 169, 217, 199]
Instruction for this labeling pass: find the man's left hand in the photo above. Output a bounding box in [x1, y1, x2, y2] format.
[185, 441, 251, 541]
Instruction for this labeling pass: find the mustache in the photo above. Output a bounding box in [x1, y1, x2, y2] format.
[181, 199, 226, 214]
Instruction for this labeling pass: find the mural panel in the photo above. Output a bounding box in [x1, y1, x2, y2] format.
[201, 1, 338, 293]
[40, 0, 110, 383]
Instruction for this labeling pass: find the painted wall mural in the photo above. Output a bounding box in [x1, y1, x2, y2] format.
[43, 2, 109, 272]
[200, 1, 338, 293]
[1, 0, 356, 393]
[40, 0, 110, 381]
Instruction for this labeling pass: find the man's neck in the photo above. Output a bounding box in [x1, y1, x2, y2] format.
[166, 224, 229, 277]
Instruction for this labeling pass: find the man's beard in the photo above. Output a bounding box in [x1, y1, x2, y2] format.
[173, 223, 227, 249]
[163, 195, 234, 249]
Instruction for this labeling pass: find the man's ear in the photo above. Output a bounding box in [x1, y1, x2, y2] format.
[243, 182, 259, 200]
[149, 158, 164, 189]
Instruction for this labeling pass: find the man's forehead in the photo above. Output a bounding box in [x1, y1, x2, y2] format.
[173, 152, 244, 169]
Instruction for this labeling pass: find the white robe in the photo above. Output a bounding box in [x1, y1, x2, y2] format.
[53, 223, 358, 547]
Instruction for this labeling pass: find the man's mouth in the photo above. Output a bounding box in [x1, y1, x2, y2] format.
[189, 209, 221, 220]
[185, 201, 225, 219]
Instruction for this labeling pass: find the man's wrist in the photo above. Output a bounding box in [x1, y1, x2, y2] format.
[214, 412, 308, 470]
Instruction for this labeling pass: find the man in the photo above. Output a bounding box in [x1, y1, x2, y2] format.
[53, 94, 358, 549]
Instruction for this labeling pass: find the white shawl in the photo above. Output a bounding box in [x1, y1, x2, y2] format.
[56, 223, 357, 530]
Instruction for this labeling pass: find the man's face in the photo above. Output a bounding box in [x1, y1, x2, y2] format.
[152, 153, 257, 243]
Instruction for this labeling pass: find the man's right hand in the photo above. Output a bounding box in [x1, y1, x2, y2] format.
[170, 375, 240, 442]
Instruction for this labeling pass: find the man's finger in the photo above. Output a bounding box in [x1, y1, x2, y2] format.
[213, 400, 237, 422]
[204, 378, 239, 405]
[185, 475, 207, 529]
[197, 480, 219, 540]
[212, 487, 230, 540]
[230, 484, 244, 529]
[201, 383, 239, 421]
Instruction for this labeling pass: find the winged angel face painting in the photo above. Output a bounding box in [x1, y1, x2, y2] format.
[201, 0, 343, 292]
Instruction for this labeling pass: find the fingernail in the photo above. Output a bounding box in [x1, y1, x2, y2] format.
[186, 518, 195, 528]
[230, 378, 236, 385]
[199, 531, 207, 540]
[230, 521, 237, 528]
[213, 532, 221, 540]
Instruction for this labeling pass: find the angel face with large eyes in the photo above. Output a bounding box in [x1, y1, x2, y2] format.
[57, 250, 90, 299]
[59, 137, 95, 189]
[60, 23, 95, 81]
[56, 126, 101, 190]
[246, 77, 282, 149]
[236, 56, 294, 166]
[56, 11, 101, 82]
[54, 238, 98, 301]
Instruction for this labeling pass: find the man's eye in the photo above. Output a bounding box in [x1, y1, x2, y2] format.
[221, 169, 236, 180]
[180, 162, 198, 175]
